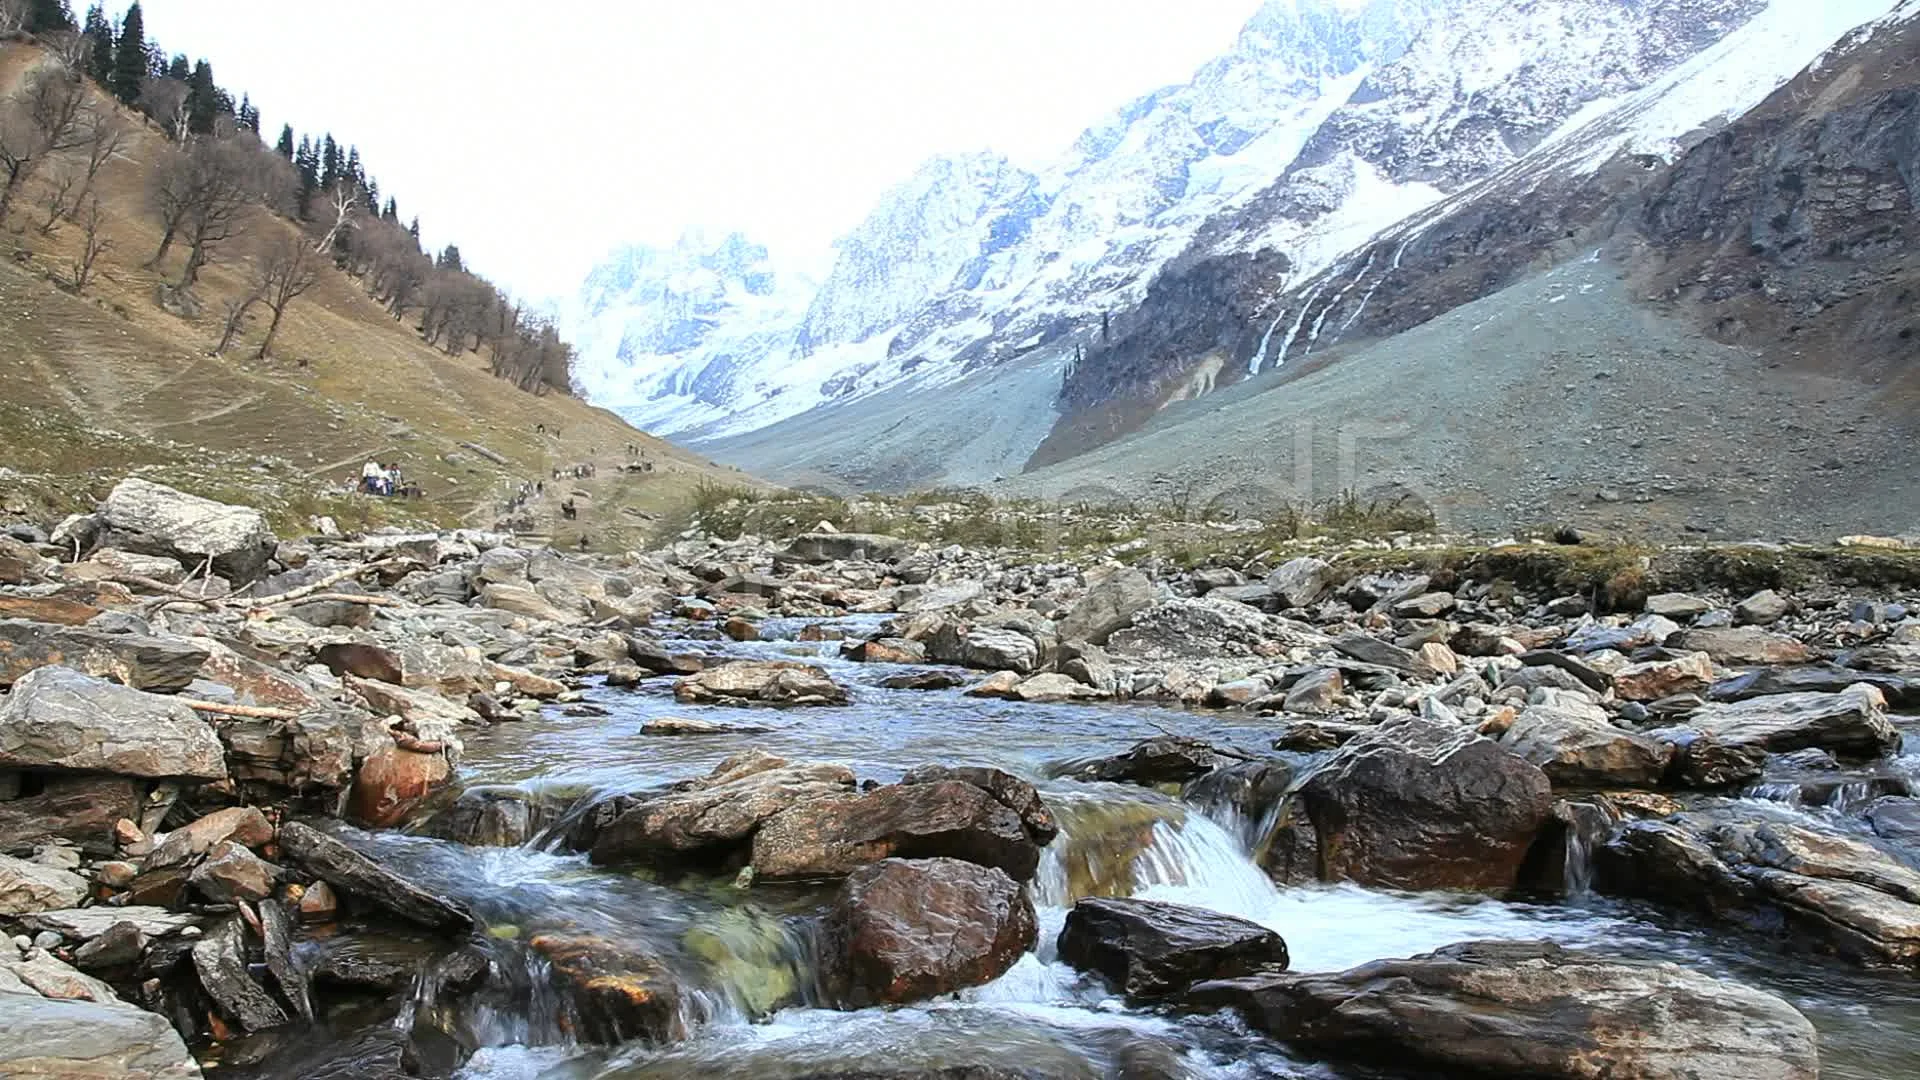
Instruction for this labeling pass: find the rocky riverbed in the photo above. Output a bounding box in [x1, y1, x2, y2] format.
[0, 477, 1918, 1078]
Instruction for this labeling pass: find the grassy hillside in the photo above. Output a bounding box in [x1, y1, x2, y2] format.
[0, 42, 761, 549]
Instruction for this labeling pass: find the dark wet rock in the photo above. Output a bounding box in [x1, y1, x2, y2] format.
[193, 915, 290, 1033]
[1600, 811, 1920, 966]
[1278, 667, 1343, 714]
[314, 641, 404, 685]
[879, 670, 967, 691]
[900, 764, 1058, 844]
[531, 932, 686, 1045]
[588, 754, 856, 867]
[257, 898, 312, 1024]
[751, 780, 1043, 882]
[674, 660, 850, 706]
[1061, 736, 1226, 787]
[1181, 761, 1293, 838]
[72, 920, 147, 972]
[1057, 897, 1288, 1001]
[841, 637, 927, 664]
[1868, 798, 1920, 847]
[0, 620, 210, 691]
[1189, 939, 1817, 1080]
[822, 857, 1036, 1007]
[278, 821, 474, 933]
[0, 666, 226, 780]
[312, 948, 415, 992]
[0, 994, 204, 1079]
[1668, 737, 1769, 789]
[1672, 685, 1898, 761]
[627, 637, 707, 676]
[1274, 716, 1553, 892]
[1710, 665, 1920, 709]
[1674, 627, 1813, 666]
[1056, 568, 1155, 645]
[1271, 719, 1371, 752]
[1499, 703, 1674, 788]
[641, 716, 773, 736]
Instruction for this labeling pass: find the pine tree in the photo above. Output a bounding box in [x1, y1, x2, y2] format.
[235, 93, 256, 132]
[82, 4, 114, 86]
[319, 134, 338, 190]
[365, 177, 379, 212]
[274, 124, 294, 160]
[294, 135, 318, 218]
[26, 0, 74, 34]
[165, 53, 187, 80]
[382, 196, 397, 222]
[109, 2, 146, 105]
[437, 245, 462, 272]
[185, 59, 218, 135]
[345, 146, 362, 189]
[407, 217, 420, 244]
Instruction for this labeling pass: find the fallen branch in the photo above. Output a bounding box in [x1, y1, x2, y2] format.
[250, 559, 399, 606]
[270, 592, 400, 608]
[178, 698, 299, 720]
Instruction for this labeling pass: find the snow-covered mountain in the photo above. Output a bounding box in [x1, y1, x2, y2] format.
[571, 0, 1904, 469]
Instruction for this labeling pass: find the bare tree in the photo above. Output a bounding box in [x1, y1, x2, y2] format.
[314, 181, 354, 255]
[145, 136, 255, 286]
[43, 30, 91, 73]
[0, 0, 27, 36]
[252, 233, 319, 360]
[36, 163, 76, 234]
[212, 282, 263, 355]
[0, 67, 91, 225]
[68, 110, 125, 217]
[67, 195, 111, 293]
[138, 78, 190, 143]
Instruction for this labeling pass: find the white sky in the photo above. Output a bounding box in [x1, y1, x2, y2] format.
[138, 1, 1264, 299]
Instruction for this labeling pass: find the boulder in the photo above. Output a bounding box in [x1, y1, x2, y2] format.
[821, 857, 1035, 1007]
[315, 641, 404, 685]
[841, 637, 926, 665]
[347, 742, 455, 828]
[0, 621, 210, 692]
[962, 671, 1022, 699]
[898, 764, 1058, 844]
[1280, 668, 1344, 714]
[188, 841, 280, 903]
[1057, 897, 1288, 1001]
[530, 933, 685, 1045]
[478, 582, 581, 623]
[1266, 557, 1332, 609]
[277, 821, 473, 933]
[1275, 716, 1552, 891]
[750, 780, 1043, 882]
[1676, 685, 1898, 761]
[0, 775, 139, 854]
[640, 716, 772, 736]
[1644, 593, 1713, 619]
[1109, 597, 1275, 661]
[933, 625, 1042, 673]
[784, 533, 911, 564]
[1710, 665, 1920, 709]
[1330, 633, 1423, 674]
[1736, 589, 1792, 626]
[346, 674, 481, 727]
[1190, 939, 1817, 1080]
[144, 806, 275, 870]
[192, 915, 289, 1033]
[1063, 736, 1225, 787]
[0, 852, 89, 914]
[0, 994, 204, 1079]
[1499, 704, 1675, 788]
[1056, 568, 1155, 645]
[1600, 812, 1920, 966]
[1612, 652, 1715, 702]
[674, 661, 850, 706]
[1674, 627, 1813, 666]
[0, 666, 226, 780]
[1011, 672, 1101, 702]
[588, 755, 857, 866]
[98, 477, 276, 584]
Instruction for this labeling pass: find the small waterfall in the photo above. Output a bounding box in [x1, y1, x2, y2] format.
[1562, 826, 1595, 900]
[1270, 278, 1330, 369]
[1248, 305, 1290, 375]
[1033, 788, 1282, 917]
[1302, 252, 1375, 357]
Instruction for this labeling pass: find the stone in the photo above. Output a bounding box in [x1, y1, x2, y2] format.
[1280, 668, 1344, 714]
[1644, 593, 1713, 619]
[277, 821, 474, 932]
[751, 780, 1043, 882]
[1057, 897, 1289, 1001]
[297, 879, 337, 921]
[1499, 704, 1675, 788]
[0, 995, 204, 1079]
[144, 806, 276, 870]
[1266, 557, 1332, 609]
[783, 533, 911, 564]
[0, 666, 225, 780]
[1676, 685, 1898, 761]
[347, 743, 454, 828]
[192, 637, 330, 711]
[0, 620, 209, 692]
[1011, 672, 1102, 702]
[1056, 568, 1155, 645]
[1564, 614, 1679, 654]
[936, 625, 1042, 673]
[640, 716, 772, 736]
[1108, 597, 1274, 661]
[673, 661, 850, 706]
[1709, 665, 1920, 709]
[99, 477, 276, 584]
[1273, 719, 1372, 751]
[1063, 736, 1225, 787]
[1275, 716, 1552, 891]
[721, 616, 760, 642]
[1190, 939, 1817, 1080]
[1393, 592, 1457, 619]
[347, 674, 482, 727]
[588, 755, 857, 866]
[898, 764, 1057, 844]
[822, 857, 1036, 1007]
[72, 920, 146, 971]
[1613, 652, 1716, 702]
[530, 933, 687, 1045]
[1674, 627, 1813, 666]
[880, 670, 966, 691]
[841, 637, 926, 664]
[19, 906, 200, 939]
[315, 641, 404, 685]
[1736, 589, 1791, 626]
[962, 671, 1022, 699]
[188, 841, 279, 903]
[192, 916, 289, 1033]
[478, 582, 580, 623]
[896, 580, 984, 613]
[0, 774, 135, 857]
[1330, 633, 1422, 674]
[0, 852, 88, 913]
[1601, 813, 1920, 967]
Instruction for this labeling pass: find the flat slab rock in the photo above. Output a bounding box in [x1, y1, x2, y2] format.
[0, 993, 204, 1079]
[0, 620, 209, 692]
[1189, 939, 1818, 1080]
[0, 665, 226, 781]
[1057, 897, 1289, 1000]
[278, 821, 474, 933]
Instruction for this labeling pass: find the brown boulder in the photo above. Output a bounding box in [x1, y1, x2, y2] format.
[587, 754, 857, 867]
[531, 933, 685, 1045]
[673, 661, 850, 707]
[347, 742, 454, 828]
[1058, 897, 1289, 1001]
[822, 857, 1036, 1007]
[1675, 627, 1813, 666]
[0, 620, 208, 692]
[750, 780, 1042, 882]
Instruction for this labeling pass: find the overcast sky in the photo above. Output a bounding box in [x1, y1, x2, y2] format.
[138, 1, 1262, 300]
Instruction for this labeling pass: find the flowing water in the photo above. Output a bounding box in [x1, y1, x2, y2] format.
[297, 617, 1920, 1079]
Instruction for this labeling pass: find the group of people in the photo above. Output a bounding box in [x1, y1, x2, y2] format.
[357, 461, 420, 498]
[556, 463, 597, 480]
